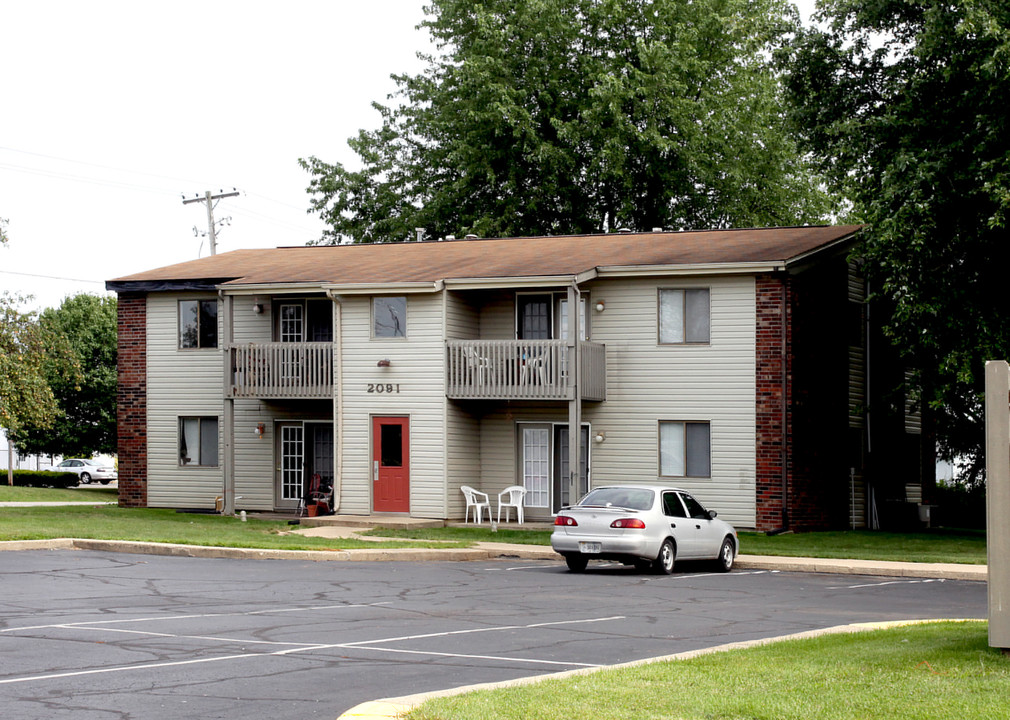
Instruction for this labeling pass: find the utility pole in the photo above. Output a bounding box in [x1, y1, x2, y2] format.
[182, 189, 240, 256]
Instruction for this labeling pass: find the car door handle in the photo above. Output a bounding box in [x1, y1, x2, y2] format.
[695, 524, 702, 529]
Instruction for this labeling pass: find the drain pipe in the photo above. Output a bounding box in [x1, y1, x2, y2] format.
[326, 291, 343, 513]
[780, 277, 789, 532]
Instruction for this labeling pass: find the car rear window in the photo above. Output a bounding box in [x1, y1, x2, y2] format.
[579, 488, 655, 511]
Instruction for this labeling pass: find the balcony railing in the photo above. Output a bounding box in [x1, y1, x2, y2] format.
[228, 343, 333, 399]
[446, 339, 606, 401]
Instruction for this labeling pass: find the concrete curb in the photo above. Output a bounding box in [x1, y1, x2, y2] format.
[336, 619, 982, 720]
[0, 539, 988, 582]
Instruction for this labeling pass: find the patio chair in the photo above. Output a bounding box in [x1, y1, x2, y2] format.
[460, 485, 491, 523]
[464, 346, 493, 385]
[497, 485, 527, 524]
[298, 473, 332, 517]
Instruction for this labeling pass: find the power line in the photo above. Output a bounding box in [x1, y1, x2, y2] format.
[0, 269, 105, 284]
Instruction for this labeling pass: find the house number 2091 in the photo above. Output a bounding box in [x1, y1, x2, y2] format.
[367, 383, 401, 394]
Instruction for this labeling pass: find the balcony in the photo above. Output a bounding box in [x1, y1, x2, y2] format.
[446, 339, 606, 401]
[228, 343, 333, 399]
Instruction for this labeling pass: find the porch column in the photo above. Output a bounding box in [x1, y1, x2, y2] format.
[221, 292, 236, 516]
[567, 283, 581, 506]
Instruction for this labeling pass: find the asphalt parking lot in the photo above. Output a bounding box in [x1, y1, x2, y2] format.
[0, 550, 987, 720]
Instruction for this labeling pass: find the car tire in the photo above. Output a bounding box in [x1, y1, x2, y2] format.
[79, 473, 91, 484]
[653, 539, 675, 575]
[100, 480, 111, 485]
[565, 554, 589, 573]
[716, 537, 735, 572]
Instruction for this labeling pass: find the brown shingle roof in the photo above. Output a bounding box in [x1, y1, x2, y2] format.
[108, 225, 861, 288]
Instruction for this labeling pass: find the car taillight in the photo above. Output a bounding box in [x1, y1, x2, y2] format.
[554, 515, 578, 526]
[610, 518, 646, 529]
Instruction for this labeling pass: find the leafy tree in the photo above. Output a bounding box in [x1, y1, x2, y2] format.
[779, 0, 1010, 483]
[10, 294, 118, 458]
[301, 0, 835, 244]
[1, 294, 81, 483]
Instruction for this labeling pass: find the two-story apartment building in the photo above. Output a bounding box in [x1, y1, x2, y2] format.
[107, 225, 922, 531]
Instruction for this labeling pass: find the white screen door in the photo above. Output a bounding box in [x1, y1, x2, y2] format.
[521, 426, 550, 508]
[280, 425, 304, 503]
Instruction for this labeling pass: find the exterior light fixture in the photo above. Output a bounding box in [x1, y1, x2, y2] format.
[594, 431, 606, 443]
[252, 299, 264, 314]
[377, 359, 391, 367]
[595, 300, 605, 313]
[255, 422, 265, 438]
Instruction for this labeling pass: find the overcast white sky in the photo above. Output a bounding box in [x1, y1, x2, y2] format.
[2, 1, 815, 313]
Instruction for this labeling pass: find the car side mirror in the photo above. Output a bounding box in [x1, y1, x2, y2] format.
[708, 510, 717, 519]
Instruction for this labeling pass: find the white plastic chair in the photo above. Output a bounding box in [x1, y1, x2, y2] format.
[464, 346, 493, 385]
[460, 485, 491, 523]
[497, 485, 527, 524]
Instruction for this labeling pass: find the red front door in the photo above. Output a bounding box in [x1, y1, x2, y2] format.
[372, 416, 409, 512]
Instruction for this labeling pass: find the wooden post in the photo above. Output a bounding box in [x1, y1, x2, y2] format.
[984, 360, 1010, 650]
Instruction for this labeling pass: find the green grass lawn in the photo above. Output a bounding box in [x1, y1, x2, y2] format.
[408, 621, 1006, 720]
[0, 486, 990, 563]
[0, 485, 119, 502]
[738, 529, 987, 565]
[0, 504, 467, 551]
[365, 526, 988, 565]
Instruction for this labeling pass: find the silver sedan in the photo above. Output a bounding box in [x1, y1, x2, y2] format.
[551, 485, 738, 574]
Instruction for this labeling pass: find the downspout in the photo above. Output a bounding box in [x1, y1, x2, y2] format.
[780, 277, 789, 531]
[326, 291, 343, 512]
[567, 278, 583, 506]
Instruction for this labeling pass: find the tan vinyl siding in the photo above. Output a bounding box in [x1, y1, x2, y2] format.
[905, 369, 922, 434]
[444, 292, 482, 517]
[146, 292, 224, 508]
[847, 263, 866, 429]
[339, 292, 447, 517]
[580, 276, 757, 527]
[230, 293, 277, 342]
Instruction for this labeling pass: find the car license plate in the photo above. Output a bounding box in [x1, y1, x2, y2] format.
[579, 542, 602, 554]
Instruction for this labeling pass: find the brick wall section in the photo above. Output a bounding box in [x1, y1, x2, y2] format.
[755, 274, 792, 532]
[116, 293, 148, 507]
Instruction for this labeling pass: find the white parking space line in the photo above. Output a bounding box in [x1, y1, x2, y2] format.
[0, 652, 283, 685]
[347, 645, 603, 667]
[0, 612, 626, 686]
[0, 602, 392, 634]
[336, 615, 626, 648]
[64, 625, 312, 647]
[828, 579, 946, 590]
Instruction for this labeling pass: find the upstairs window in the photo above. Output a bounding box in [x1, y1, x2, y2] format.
[659, 288, 710, 344]
[373, 296, 406, 338]
[179, 299, 218, 349]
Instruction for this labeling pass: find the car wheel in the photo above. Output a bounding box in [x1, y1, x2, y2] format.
[565, 554, 589, 573]
[716, 537, 735, 572]
[79, 473, 91, 484]
[653, 539, 675, 575]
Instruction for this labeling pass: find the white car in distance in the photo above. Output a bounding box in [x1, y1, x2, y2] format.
[50, 458, 118, 485]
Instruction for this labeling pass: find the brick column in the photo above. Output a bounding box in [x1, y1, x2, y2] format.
[755, 275, 791, 532]
[116, 293, 147, 507]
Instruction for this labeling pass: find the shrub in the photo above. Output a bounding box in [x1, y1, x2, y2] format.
[932, 480, 985, 529]
[5, 470, 79, 489]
